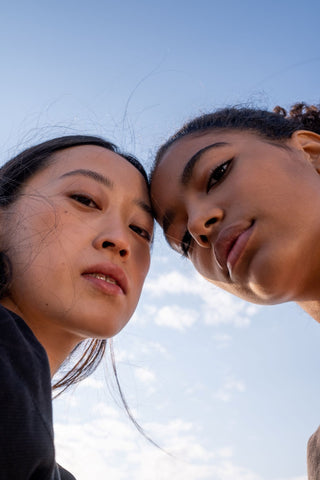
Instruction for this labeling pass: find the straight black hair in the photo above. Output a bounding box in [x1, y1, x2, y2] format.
[0, 135, 149, 394]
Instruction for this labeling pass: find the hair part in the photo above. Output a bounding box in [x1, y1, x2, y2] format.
[151, 102, 320, 179]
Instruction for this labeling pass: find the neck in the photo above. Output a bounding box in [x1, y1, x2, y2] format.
[0, 297, 80, 376]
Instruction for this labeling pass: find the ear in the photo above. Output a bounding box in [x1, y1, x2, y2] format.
[291, 130, 320, 173]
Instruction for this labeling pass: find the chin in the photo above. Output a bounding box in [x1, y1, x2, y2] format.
[211, 278, 291, 306]
[71, 312, 131, 340]
[242, 281, 293, 306]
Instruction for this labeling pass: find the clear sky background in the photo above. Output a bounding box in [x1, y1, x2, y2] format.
[1, 1, 320, 479]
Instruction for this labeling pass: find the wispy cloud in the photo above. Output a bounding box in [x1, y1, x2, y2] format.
[133, 366, 157, 395]
[274, 477, 307, 480]
[142, 270, 259, 329]
[212, 333, 233, 349]
[134, 367, 156, 384]
[154, 305, 198, 331]
[213, 377, 246, 402]
[54, 394, 263, 480]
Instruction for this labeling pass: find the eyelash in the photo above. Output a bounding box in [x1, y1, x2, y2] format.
[71, 194, 152, 243]
[130, 225, 152, 243]
[180, 230, 192, 257]
[70, 194, 99, 209]
[206, 158, 233, 192]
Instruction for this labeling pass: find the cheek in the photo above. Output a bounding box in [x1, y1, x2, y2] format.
[5, 205, 63, 274]
[133, 246, 151, 284]
[191, 248, 214, 279]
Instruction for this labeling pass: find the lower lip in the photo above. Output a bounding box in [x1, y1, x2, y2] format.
[83, 274, 125, 296]
[226, 224, 254, 275]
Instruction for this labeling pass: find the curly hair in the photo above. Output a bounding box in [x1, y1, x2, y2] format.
[151, 102, 320, 177]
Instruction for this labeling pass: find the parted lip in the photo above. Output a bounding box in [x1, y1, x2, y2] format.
[82, 263, 128, 294]
[214, 221, 254, 272]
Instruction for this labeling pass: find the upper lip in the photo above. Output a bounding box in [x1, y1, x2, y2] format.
[214, 221, 254, 272]
[82, 263, 128, 294]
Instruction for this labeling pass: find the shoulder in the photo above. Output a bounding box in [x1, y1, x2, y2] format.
[308, 425, 320, 479]
[58, 464, 77, 480]
[0, 303, 52, 439]
[0, 305, 57, 477]
[0, 303, 50, 388]
[0, 303, 46, 353]
[0, 302, 46, 358]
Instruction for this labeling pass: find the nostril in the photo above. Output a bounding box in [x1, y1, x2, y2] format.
[102, 240, 114, 248]
[200, 234, 208, 244]
[205, 217, 218, 228]
[119, 249, 127, 257]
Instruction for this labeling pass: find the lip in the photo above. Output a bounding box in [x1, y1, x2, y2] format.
[214, 221, 255, 275]
[82, 263, 128, 295]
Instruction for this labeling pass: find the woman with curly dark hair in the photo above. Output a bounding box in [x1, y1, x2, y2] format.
[150, 103, 320, 478]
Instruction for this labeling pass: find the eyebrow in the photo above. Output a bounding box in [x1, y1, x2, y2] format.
[181, 142, 229, 186]
[60, 169, 114, 189]
[162, 142, 229, 236]
[60, 169, 153, 220]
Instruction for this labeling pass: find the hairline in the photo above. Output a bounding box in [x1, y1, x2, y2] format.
[156, 127, 293, 166]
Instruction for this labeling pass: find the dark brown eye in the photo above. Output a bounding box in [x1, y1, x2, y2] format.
[130, 224, 152, 243]
[70, 194, 98, 208]
[206, 159, 233, 192]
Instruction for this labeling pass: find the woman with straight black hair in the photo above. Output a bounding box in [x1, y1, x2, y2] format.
[150, 103, 320, 479]
[0, 135, 153, 479]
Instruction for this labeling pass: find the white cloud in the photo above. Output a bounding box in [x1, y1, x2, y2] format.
[54, 403, 263, 480]
[154, 305, 198, 331]
[112, 337, 170, 363]
[213, 377, 246, 403]
[216, 446, 233, 458]
[212, 333, 233, 349]
[145, 269, 199, 296]
[139, 341, 170, 358]
[79, 376, 104, 389]
[134, 367, 156, 384]
[274, 477, 307, 480]
[184, 382, 205, 397]
[144, 270, 259, 330]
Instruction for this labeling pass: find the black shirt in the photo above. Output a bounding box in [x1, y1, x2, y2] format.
[0, 304, 76, 479]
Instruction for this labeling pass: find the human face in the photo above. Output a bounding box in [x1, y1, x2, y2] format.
[1, 145, 153, 343]
[151, 130, 320, 305]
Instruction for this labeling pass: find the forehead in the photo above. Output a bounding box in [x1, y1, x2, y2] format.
[28, 145, 148, 195]
[152, 130, 253, 195]
[158, 129, 259, 174]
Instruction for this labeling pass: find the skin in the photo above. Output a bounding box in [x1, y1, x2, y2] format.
[151, 129, 320, 320]
[0, 145, 153, 374]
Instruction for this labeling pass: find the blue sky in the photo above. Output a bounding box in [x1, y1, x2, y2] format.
[1, 1, 320, 478]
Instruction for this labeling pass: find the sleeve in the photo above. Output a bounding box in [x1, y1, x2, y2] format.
[0, 306, 76, 479]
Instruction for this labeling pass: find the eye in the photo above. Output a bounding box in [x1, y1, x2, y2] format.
[130, 224, 152, 243]
[206, 159, 233, 192]
[70, 194, 99, 209]
[180, 229, 192, 257]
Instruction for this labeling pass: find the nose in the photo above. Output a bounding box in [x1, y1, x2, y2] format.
[188, 205, 224, 247]
[93, 220, 131, 259]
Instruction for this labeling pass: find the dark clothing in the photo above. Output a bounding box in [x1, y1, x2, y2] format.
[0, 304, 75, 479]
